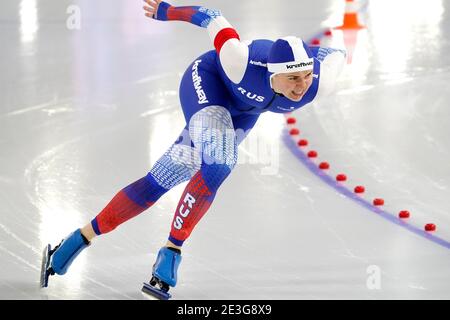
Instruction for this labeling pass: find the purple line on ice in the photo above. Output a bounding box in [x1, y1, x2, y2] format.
[283, 132, 450, 250]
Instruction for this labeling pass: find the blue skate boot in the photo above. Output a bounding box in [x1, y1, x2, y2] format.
[40, 228, 90, 288]
[142, 247, 182, 300]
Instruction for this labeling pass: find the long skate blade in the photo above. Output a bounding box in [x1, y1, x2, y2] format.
[40, 244, 51, 288]
[141, 282, 171, 300]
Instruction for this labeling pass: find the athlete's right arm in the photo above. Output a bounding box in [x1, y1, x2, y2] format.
[143, 0, 249, 84]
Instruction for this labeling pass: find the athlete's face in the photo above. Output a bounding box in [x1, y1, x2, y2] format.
[271, 70, 313, 102]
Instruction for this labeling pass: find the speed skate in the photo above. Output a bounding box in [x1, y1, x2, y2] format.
[142, 277, 172, 300]
[40, 244, 56, 288]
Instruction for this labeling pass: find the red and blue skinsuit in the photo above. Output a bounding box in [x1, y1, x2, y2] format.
[91, 2, 345, 247]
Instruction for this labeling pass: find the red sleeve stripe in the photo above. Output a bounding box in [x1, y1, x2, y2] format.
[167, 7, 197, 23]
[213, 28, 240, 53]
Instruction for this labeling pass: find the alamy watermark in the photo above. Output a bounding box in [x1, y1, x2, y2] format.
[154, 126, 280, 176]
[66, 5, 81, 30]
[237, 128, 280, 175]
[366, 265, 381, 290]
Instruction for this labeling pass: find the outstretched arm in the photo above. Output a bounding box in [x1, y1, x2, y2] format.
[143, 0, 249, 84]
[314, 47, 347, 99]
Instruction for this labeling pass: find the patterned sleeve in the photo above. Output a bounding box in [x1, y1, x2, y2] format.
[154, 2, 249, 84]
[313, 47, 347, 99]
[315, 47, 347, 62]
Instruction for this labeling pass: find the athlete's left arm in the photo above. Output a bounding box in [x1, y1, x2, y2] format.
[314, 48, 347, 99]
[143, 0, 249, 84]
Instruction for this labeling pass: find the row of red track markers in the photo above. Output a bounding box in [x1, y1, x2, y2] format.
[286, 114, 437, 232]
[285, 21, 442, 238]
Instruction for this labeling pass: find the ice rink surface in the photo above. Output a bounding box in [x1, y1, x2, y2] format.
[1, 0, 450, 299]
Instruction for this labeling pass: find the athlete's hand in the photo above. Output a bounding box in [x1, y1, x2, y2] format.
[143, 0, 163, 20]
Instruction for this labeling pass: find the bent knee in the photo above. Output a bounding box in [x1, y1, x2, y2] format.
[189, 105, 238, 170]
[200, 162, 234, 191]
[150, 143, 202, 190]
[202, 146, 237, 171]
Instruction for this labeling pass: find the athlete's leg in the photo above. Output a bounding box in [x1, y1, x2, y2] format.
[165, 111, 260, 248]
[49, 128, 201, 276]
[147, 52, 262, 290]
[87, 128, 200, 238]
[148, 105, 236, 290]
[168, 105, 251, 248]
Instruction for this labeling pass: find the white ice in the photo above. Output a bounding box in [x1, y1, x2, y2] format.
[1, 0, 450, 299]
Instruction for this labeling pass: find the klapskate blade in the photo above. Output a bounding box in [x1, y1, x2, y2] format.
[40, 244, 51, 288]
[141, 282, 171, 300]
